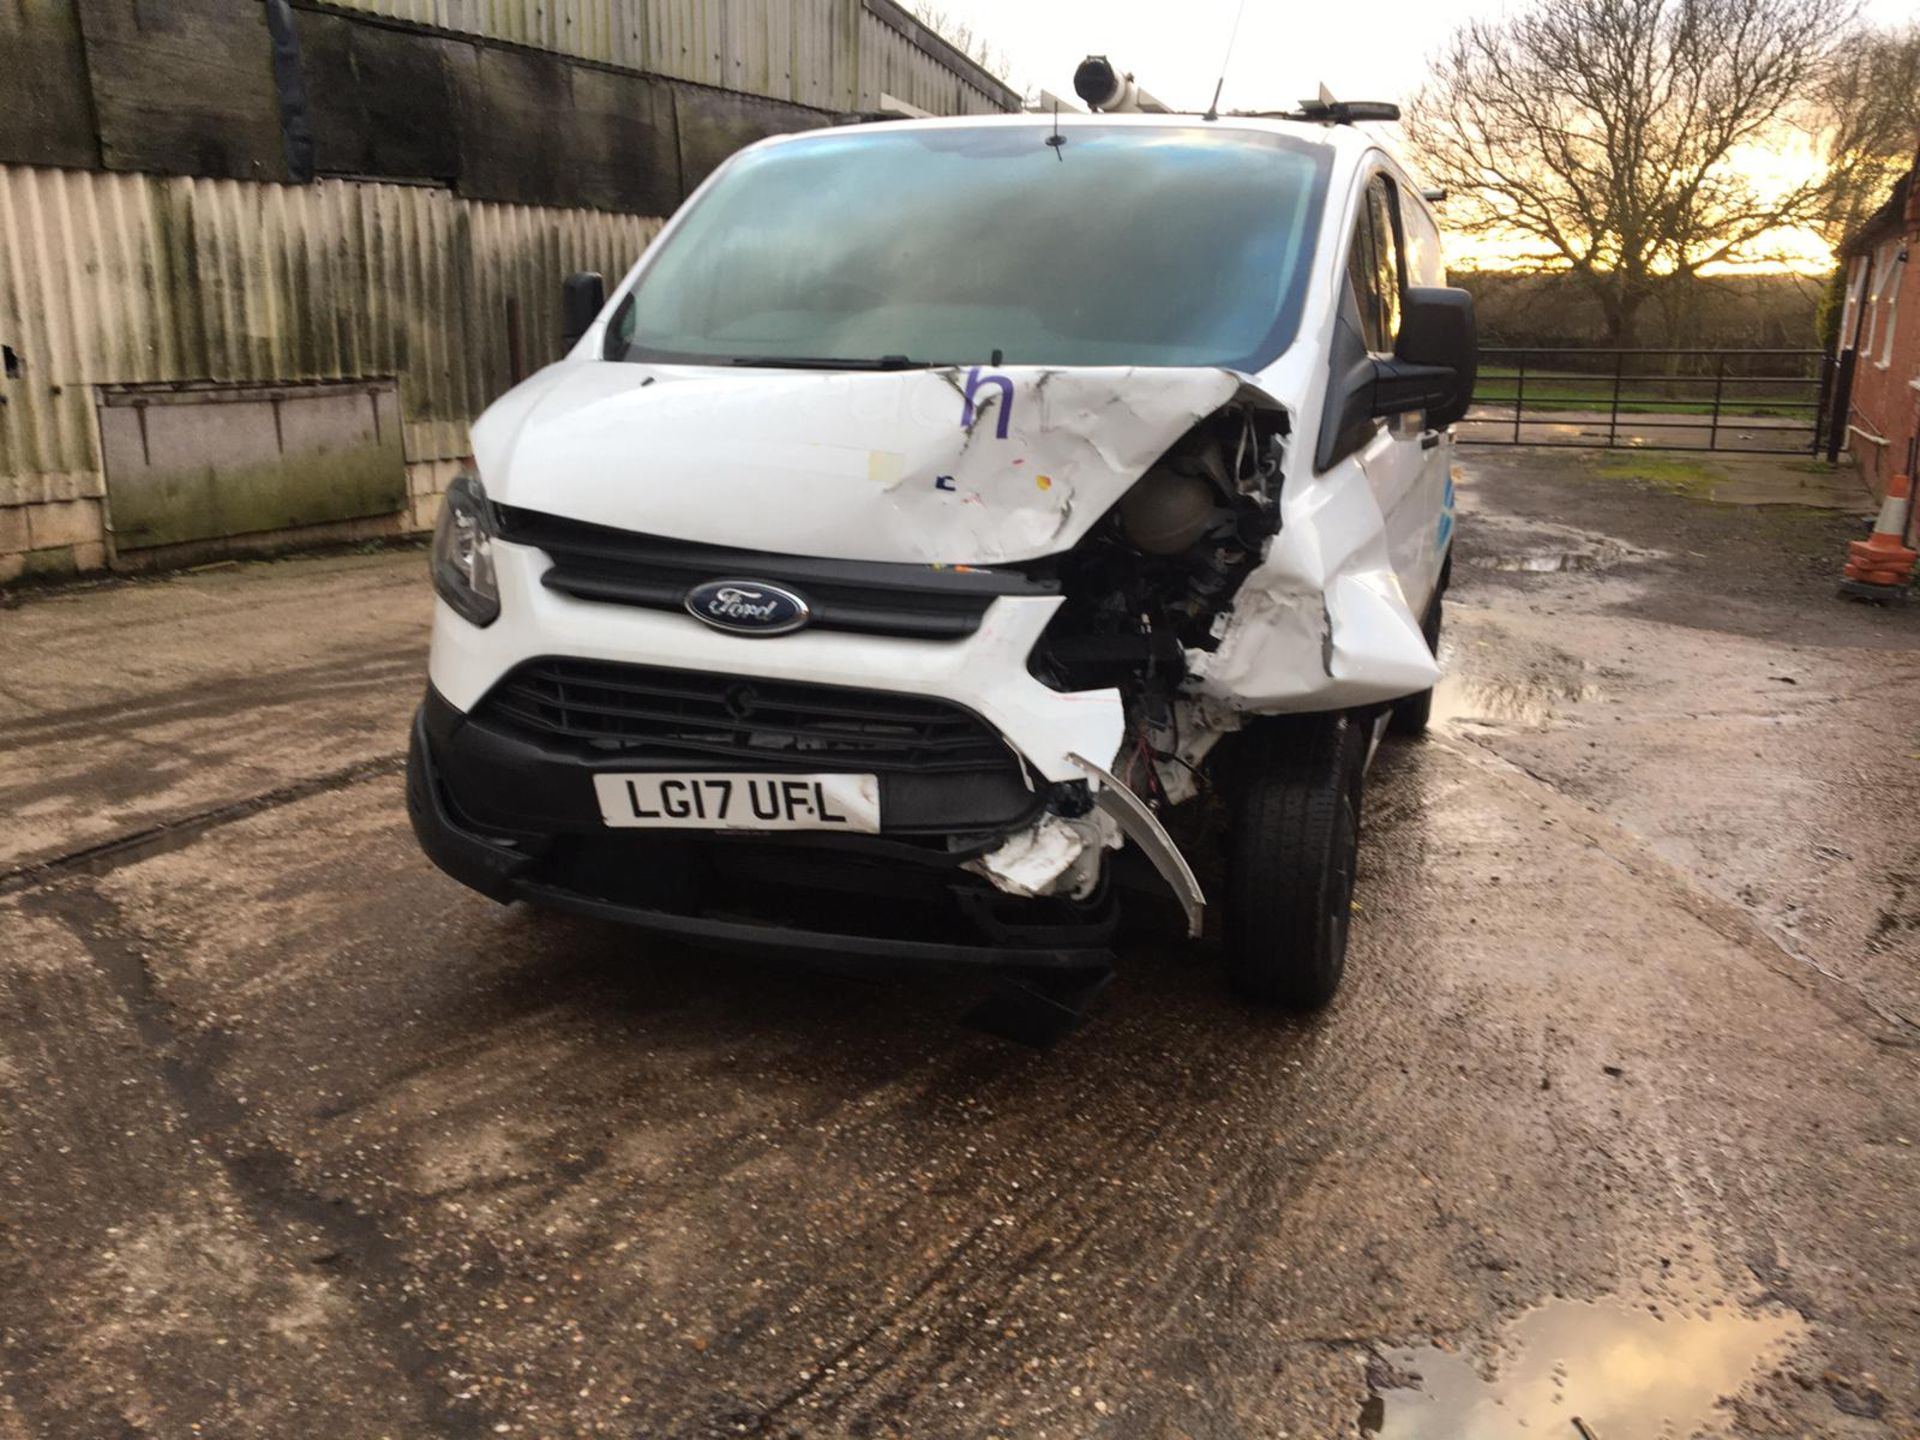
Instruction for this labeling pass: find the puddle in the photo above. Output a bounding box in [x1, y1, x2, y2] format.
[1472, 546, 1634, 574]
[1465, 525, 1669, 575]
[1360, 1296, 1805, 1440]
[1430, 669, 1602, 732]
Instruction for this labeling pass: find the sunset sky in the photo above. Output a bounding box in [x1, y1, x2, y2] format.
[934, 0, 1917, 273]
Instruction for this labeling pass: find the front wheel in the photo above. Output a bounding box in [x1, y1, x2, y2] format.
[1220, 713, 1366, 1008]
[1388, 590, 1444, 737]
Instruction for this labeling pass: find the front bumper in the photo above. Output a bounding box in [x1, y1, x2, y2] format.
[406, 698, 1118, 968]
[428, 538, 1126, 787]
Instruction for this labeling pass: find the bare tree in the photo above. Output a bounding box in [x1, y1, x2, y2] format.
[1407, 0, 1850, 344]
[1812, 23, 1920, 244]
[910, 4, 1013, 85]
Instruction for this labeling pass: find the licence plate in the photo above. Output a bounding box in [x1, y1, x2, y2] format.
[592, 772, 881, 832]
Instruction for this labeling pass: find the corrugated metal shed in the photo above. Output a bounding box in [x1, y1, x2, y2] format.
[856, 5, 999, 114]
[0, 164, 658, 510]
[319, 0, 1011, 112]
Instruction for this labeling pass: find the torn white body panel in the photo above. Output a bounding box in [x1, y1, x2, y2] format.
[1185, 450, 1441, 711]
[963, 810, 1121, 902]
[474, 363, 1245, 566]
[960, 758, 1203, 941]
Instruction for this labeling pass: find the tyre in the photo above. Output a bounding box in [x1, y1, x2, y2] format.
[1388, 590, 1444, 737]
[1221, 712, 1366, 1008]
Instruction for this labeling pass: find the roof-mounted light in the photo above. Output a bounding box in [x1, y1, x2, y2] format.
[1072, 56, 1169, 114]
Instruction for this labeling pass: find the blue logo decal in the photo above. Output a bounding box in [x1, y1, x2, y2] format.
[685, 579, 811, 636]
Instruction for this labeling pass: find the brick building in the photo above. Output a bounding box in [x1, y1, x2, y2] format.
[1836, 151, 1920, 498]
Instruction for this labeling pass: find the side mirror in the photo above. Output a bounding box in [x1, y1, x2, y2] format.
[561, 271, 606, 353]
[1384, 287, 1476, 428]
[1315, 285, 1478, 471]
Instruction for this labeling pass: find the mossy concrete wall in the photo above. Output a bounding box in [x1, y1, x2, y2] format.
[97, 382, 407, 552]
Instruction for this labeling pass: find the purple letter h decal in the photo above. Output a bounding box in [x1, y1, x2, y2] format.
[961, 367, 1013, 439]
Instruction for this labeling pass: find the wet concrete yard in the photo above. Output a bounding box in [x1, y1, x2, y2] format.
[2, 451, 1918, 1437]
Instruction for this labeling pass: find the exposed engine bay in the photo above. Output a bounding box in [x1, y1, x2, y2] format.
[962, 399, 1292, 920]
[1025, 400, 1290, 808]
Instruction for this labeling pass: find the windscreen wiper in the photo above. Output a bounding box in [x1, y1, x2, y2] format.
[725, 354, 928, 370]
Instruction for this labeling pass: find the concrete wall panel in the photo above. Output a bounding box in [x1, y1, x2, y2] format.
[97, 380, 406, 549]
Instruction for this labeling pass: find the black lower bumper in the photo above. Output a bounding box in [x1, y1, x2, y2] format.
[406, 693, 1116, 968]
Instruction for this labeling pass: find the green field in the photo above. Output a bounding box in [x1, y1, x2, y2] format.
[1475, 365, 1814, 418]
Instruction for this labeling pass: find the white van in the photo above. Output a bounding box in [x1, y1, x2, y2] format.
[406, 109, 1474, 1007]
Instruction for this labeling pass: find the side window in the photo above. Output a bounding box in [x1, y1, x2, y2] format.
[1878, 250, 1903, 368]
[1839, 256, 1867, 349]
[1399, 188, 1444, 287]
[1864, 243, 1890, 355]
[1369, 176, 1405, 350]
[1345, 207, 1385, 353]
[1344, 173, 1406, 355]
[606, 292, 636, 355]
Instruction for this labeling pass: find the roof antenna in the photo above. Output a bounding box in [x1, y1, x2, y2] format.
[1045, 95, 1065, 159]
[1203, 0, 1251, 121]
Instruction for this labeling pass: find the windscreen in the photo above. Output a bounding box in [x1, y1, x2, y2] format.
[606, 124, 1331, 370]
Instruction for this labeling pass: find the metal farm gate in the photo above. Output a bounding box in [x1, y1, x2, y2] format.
[1459, 347, 1836, 456]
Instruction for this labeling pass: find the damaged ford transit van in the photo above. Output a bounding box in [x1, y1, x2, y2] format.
[406, 109, 1474, 1007]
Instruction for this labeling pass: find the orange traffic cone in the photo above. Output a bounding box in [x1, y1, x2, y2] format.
[1839, 472, 1917, 602]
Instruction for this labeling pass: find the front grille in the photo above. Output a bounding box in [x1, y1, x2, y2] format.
[494, 504, 1056, 641]
[476, 659, 1019, 775]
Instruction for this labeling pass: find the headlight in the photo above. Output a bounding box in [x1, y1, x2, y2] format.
[431, 471, 500, 626]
